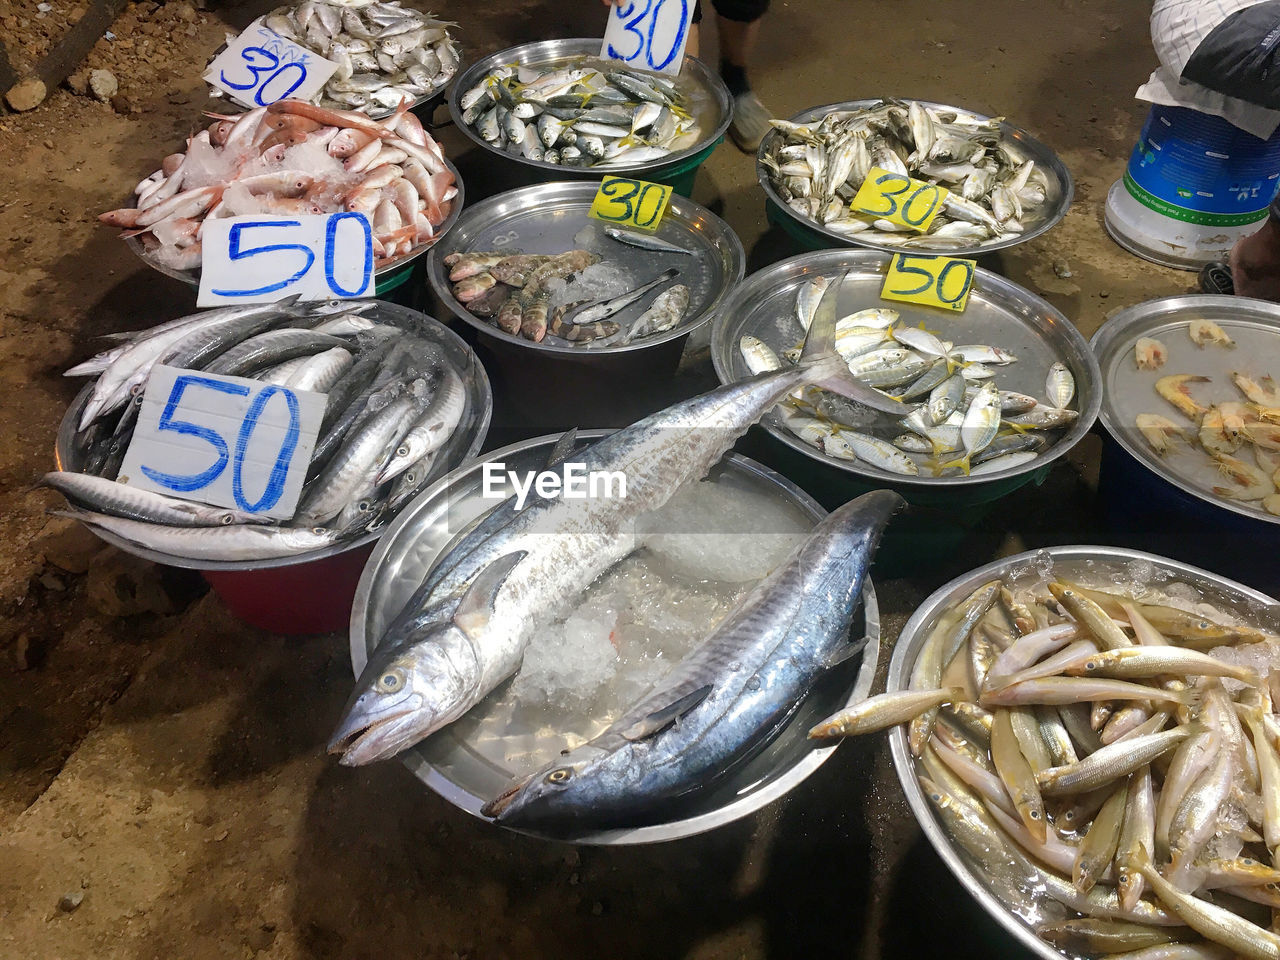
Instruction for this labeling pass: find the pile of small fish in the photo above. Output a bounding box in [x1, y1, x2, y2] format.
[1131, 321, 1280, 517]
[459, 59, 698, 168]
[328, 282, 901, 767]
[762, 99, 1054, 249]
[739, 276, 1079, 476]
[48, 301, 471, 561]
[445, 235, 690, 344]
[100, 99, 457, 272]
[237, 0, 460, 116]
[810, 568, 1280, 960]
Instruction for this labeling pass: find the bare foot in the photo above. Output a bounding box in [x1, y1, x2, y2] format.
[1229, 216, 1280, 302]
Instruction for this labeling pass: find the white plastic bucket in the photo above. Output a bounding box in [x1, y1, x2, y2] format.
[1105, 104, 1280, 269]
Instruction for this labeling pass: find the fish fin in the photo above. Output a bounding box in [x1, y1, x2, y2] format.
[938, 454, 972, 475]
[822, 635, 870, 670]
[620, 684, 713, 742]
[452, 551, 528, 638]
[798, 273, 915, 417]
[546, 428, 580, 468]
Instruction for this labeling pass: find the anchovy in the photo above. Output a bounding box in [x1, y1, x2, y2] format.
[603, 227, 692, 255]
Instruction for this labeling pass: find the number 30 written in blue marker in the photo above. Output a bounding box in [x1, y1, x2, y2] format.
[606, 0, 689, 71]
[218, 46, 308, 106]
[140, 375, 301, 513]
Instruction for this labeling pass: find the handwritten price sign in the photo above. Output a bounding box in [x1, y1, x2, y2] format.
[204, 17, 337, 108]
[601, 0, 695, 75]
[880, 254, 976, 313]
[588, 176, 673, 231]
[117, 365, 326, 520]
[198, 214, 374, 307]
[851, 168, 949, 233]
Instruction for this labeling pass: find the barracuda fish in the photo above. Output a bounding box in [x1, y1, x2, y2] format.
[762, 99, 1051, 247]
[228, 1, 460, 117]
[327, 277, 914, 764]
[460, 58, 698, 167]
[52, 508, 341, 560]
[482, 490, 901, 827]
[53, 302, 470, 561]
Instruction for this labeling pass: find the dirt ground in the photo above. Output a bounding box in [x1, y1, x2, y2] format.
[0, 0, 1205, 957]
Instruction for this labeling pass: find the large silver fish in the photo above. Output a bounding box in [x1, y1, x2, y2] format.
[328, 278, 914, 765]
[482, 489, 901, 829]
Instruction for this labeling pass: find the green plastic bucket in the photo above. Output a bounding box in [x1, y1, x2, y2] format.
[654, 138, 722, 198]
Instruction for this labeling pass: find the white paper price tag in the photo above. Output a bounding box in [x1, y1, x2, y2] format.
[197, 214, 374, 307]
[117, 365, 326, 521]
[601, 0, 695, 75]
[204, 17, 337, 108]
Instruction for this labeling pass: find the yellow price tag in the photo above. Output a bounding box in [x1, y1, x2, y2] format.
[880, 253, 975, 313]
[851, 167, 948, 232]
[588, 176, 673, 231]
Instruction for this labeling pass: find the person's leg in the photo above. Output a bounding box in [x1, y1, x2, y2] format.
[711, 0, 771, 152]
[1229, 195, 1280, 302]
[686, 0, 701, 58]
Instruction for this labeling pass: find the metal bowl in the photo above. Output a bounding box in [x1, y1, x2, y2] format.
[756, 99, 1074, 257]
[427, 180, 745, 356]
[121, 154, 464, 289]
[710, 248, 1102, 488]
[1092, 294, 1280, 528]
[54, 302, 492, 571]
[448, 38, 733, 180]
[886, 545, 1280, 960]
[349, 430, 881, 844]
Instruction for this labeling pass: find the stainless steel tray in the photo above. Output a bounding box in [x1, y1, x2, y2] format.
[710, 248, 1101, 487]
[349, 430, 881, 844]
[757, 98, 1073, 257]
[886, 545, 1280, 960]
[426, 180, 745, 355]
[1092, 294, 1280, 526]
[54, 301, 492, 571]
[448, 38, 732, 178]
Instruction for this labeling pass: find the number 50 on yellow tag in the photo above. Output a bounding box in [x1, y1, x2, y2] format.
[588, 176, 673, 231]
[881, 253, 976, 313]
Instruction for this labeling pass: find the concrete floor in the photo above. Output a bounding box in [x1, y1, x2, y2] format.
[0, 0, 1205, 957]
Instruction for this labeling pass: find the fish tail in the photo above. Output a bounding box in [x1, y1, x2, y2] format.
[939, 453, 972, 475]
[798, 273, 913, 417]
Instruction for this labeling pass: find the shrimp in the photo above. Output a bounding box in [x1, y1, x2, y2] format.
[1264, 494, 1280, 516]
[1244, 421, 1280, 450]
[1199, 407, 1238, 456]
[1155, 374, 1211, 419]
[1189, 319, 1236, 348]
[1231, 371, 1280, 406]
[1211, 453, 1276, 500]
[1217, 401, 1258, 442]
[1135, 413, 1189, 456]
[1134, 337, 1168, 370]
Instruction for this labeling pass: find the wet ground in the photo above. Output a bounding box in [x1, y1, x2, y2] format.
[0, 0, 1208, 957]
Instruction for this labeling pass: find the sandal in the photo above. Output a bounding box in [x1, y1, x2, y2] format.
[1199, 261, 1234, 295]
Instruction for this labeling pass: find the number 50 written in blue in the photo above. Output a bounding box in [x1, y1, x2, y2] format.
[197, 213, 373, 308]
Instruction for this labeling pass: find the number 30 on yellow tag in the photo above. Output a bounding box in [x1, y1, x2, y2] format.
[851, 167, 948, 232]
[588, 176, 673, 231]
[881, 253, 976, 312]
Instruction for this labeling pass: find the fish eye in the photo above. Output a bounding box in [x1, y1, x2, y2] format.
[312, 526, 327, 535]
[545, 767, 573, 784]
[376, 670, 404, 693]
[396, 444, 409, 457]
[1084, 660, 1098, 671]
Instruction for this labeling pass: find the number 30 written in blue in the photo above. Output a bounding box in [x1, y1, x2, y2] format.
[607, 0, 688, 71]
[140, 375, 301, 512]
[218, 46, 308, 106]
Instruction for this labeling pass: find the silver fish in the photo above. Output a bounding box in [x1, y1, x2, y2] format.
[604, 227, 692, 255]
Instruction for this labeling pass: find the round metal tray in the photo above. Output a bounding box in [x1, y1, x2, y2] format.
[1092, 294, 1280, 526]
[426, 180, 745, 356]
[121, 153, 464, 288]
[756, 99, 1074, 257]
[886, 545, 1280, 960]
[448, 38, 733, 179]
[349, 430, 882, 844]
[54, 301, 492, 571]
[709, 248, 1102, 487]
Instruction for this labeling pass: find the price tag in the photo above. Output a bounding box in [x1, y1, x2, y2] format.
[601, 0, 695, 75]
[588, 176, 673, 231]
[117, 365, 326, 521]
[851, 167, 949, 232]
[880, 253, 976, 313]
[198, 214, 373, 307]
[204, 17, 337, 108]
